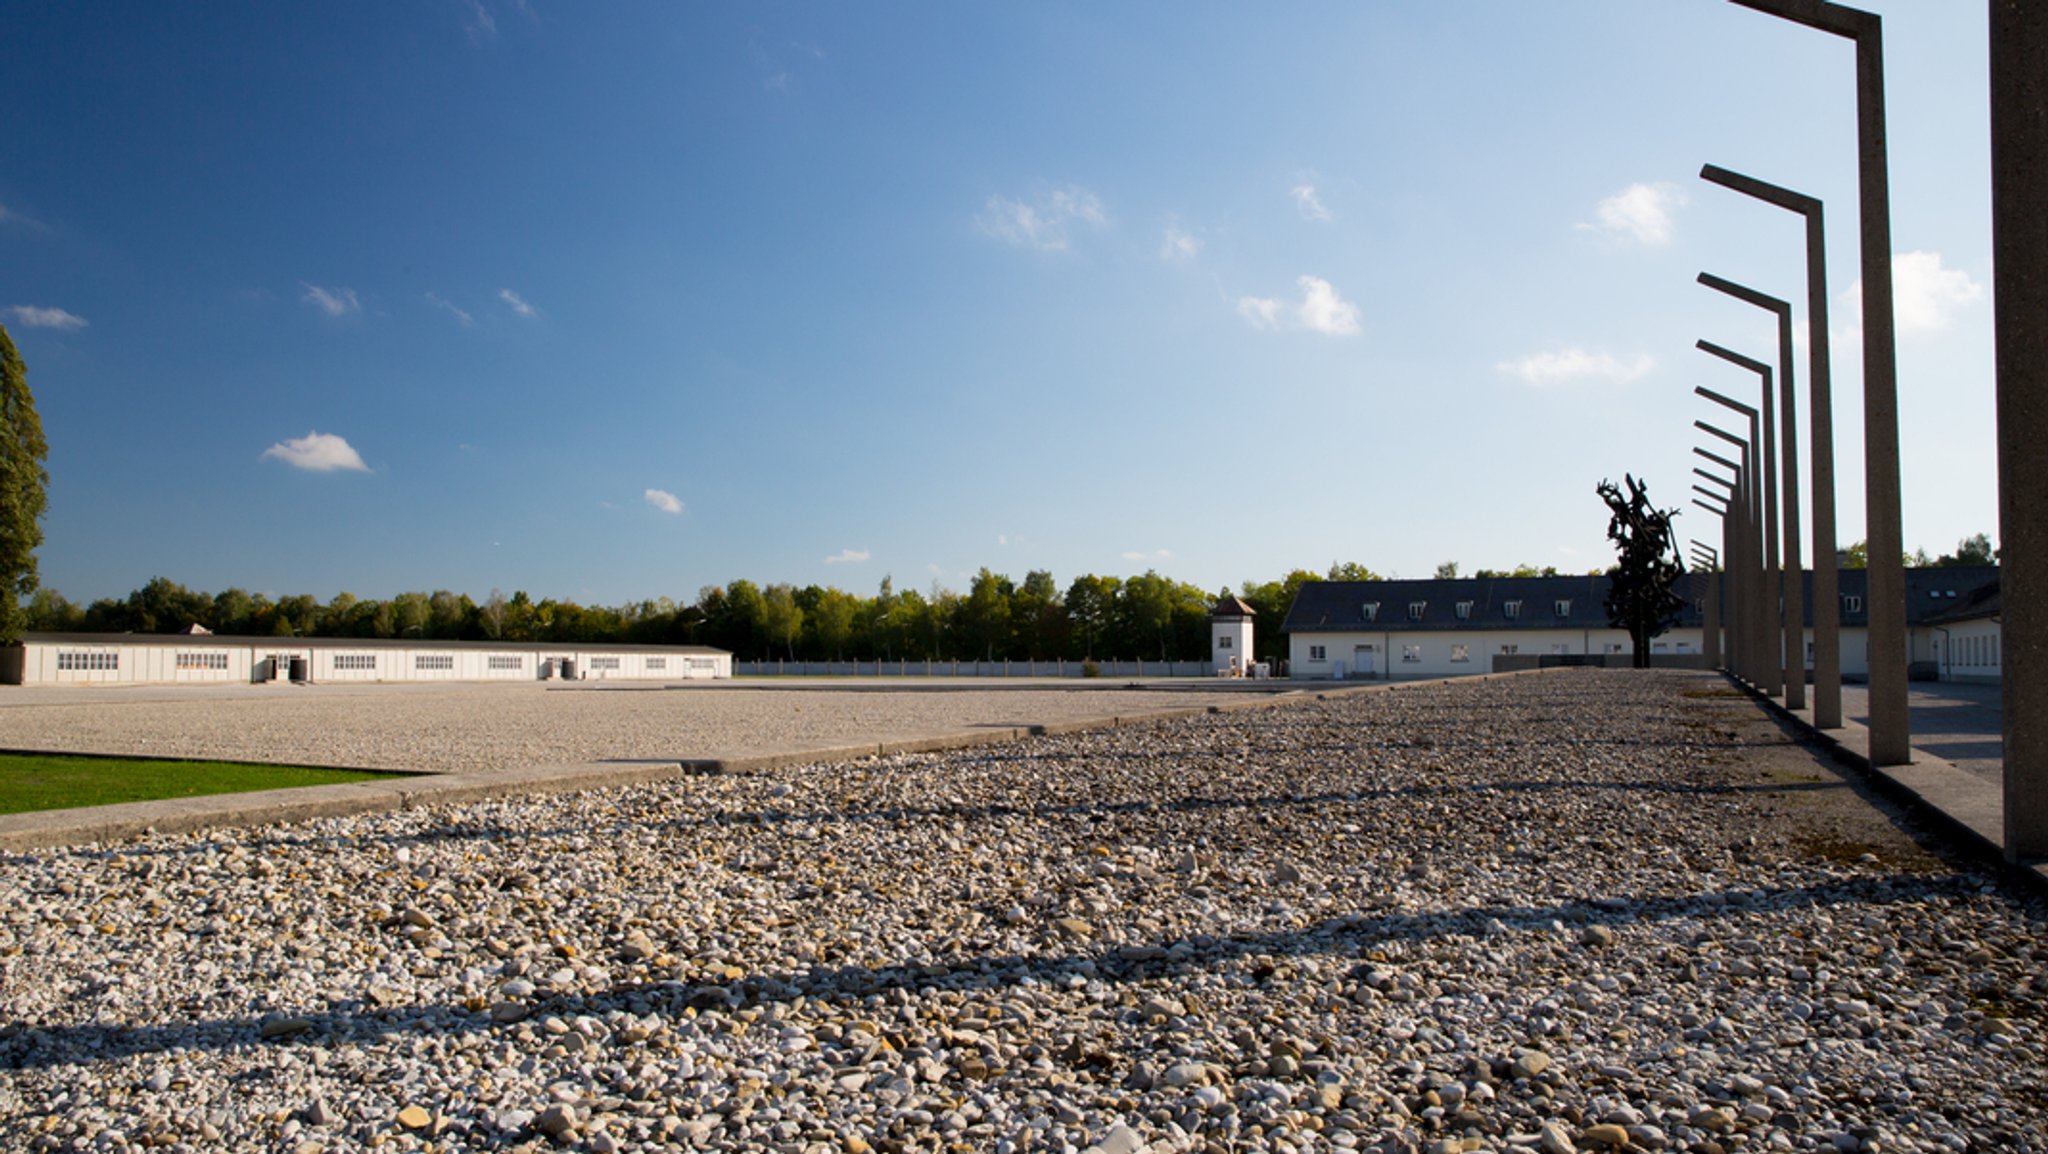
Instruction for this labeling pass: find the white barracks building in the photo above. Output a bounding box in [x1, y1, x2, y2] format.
[3, 633, 731, 686]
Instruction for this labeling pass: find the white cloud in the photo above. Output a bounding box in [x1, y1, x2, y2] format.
[1236, 296, 1283, 329]
[1496, 347, 1655, 386]
[1237, 275, 1359, 336]
[300, 283, 361, 317]
[824, 548, 870, 564]
[462, 0, 496, 41]
[499, 288, 538, 318]
[1292, 184, 1333, 222]
[262, 431, 369, 472]
[977, 185, 1107, 252]
[1297, 276, 1359, 335]
[1159, 224, 1200, 262]
[1839, 250, 1985, 337]
[5, 305, 87, 331]
[425, 292, 473, 326]
[1586, 182, 1686, 247]
[1121, 549, 1173, 562]
[643, 488, 684, 514]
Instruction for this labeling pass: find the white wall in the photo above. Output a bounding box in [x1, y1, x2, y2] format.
[1291, 627, 1653, 679]
[1211, 619, 1252, 674]
[11, 640, 731, 686]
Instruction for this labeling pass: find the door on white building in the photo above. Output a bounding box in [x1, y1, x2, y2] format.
[1354, 644, 1378, 678]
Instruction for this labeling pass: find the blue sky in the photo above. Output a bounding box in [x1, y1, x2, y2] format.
[0, 1, 1998, 606]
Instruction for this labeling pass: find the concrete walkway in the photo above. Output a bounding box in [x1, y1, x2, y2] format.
[1767, 678, 2045, 887]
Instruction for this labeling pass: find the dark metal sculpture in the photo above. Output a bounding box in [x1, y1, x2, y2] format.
[1598, 475, 1686, 669]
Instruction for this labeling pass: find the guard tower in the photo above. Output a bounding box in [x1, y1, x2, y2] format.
[1210, 594, 1256, 676]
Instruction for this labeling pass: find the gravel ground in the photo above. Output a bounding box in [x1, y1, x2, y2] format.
[0, 681, 1280, 773]
[1, 669, 2042, 1154]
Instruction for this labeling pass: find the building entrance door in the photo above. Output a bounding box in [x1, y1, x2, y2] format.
[1354, 644, 1378, 678]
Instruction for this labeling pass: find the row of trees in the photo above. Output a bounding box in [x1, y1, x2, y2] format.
[23, 532, 1999, 664]
[25, 561, 1430, 664]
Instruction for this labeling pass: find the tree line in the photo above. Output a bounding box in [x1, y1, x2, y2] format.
[21, 563, 1386, 664]
[21, 533, 1999, 664]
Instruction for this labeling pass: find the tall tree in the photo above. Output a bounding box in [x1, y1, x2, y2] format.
[1597, 475, 1686, 668]
[960, 569, 1013, 660]
[1064, 574, 1121, 658]
[0, 324, 49, 644]
[761, 583, 803, 659]
[1326, 560, 1382, 581]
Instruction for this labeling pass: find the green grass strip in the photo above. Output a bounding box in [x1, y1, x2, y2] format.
[0, 752, 405, 815]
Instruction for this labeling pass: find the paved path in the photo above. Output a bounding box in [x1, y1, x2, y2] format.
[1836, 681, 2004, 787]
[1773, 678, 2044, 884]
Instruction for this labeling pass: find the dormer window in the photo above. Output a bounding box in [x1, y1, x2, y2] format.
[1455, 600, 1473, 620]
[1362, 602, 1380, 623]
[1844, 595, 1863, 613]
[1408, 601, 1427, 621]
[1554, 599, 1572, 617]
[1503, 600, 1522, 620]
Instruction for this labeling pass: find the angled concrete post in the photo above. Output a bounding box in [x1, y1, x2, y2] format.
[1730, 0, 1907, 764]
[1701, 164, 1842, 728]
[1700, 384, 1778, 698]
[1696, 448, 1750, 683]
[1694, 509, 1732, 671]
[1692, 543, 1723, 667]
[1698, 283, 1807, 712]
[1698, 426, 1761, 687]
[1991, 0, 2047, 861]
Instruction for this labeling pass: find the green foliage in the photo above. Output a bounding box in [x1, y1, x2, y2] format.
[761, 583, 803, 659]
[1936, 532, 1998, 567]
[1472, 564, 1561, 579]
[0, 324, 48, 645]
[1326, 560, 1381, 581]
[31, 556, 1389, 666]
[1434, 561, 1460, 580]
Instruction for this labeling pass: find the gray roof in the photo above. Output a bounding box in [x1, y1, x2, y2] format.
[1279, 566, 2001, 635]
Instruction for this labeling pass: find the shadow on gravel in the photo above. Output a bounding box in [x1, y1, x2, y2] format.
[0, 870, 1984, 1071]
[6, 773, 1858, 870]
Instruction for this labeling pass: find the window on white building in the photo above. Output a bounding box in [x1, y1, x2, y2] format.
[1455, 601, 1473, 620]
[1361, 602, 1380, 623]
[1408, 601, 1427, 621]
[487, 655, 523, 670]
[1309, 645, 1327, 661]
[1503, 600, 1522, 620]
[1499, 644, 1519, 655]
[1217, 636, 1232, 649]
[57, 651, 118, 672]
[176, 652, 229, 670]
[1450, 644, 1470, 663]
[1554, 599, 1572, 617]
[333, 654, 376, 671]
[415, 654, 455, 671]
[1402, 645, 1422, 663]
[589, 656, 622, 670]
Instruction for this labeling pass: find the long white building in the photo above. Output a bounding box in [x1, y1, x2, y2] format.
[1281, 567, 2001, 683]
[1, 633, 731, 686]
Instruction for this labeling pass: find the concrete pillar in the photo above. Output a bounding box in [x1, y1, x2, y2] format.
[1991, 0, 2047, 861]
